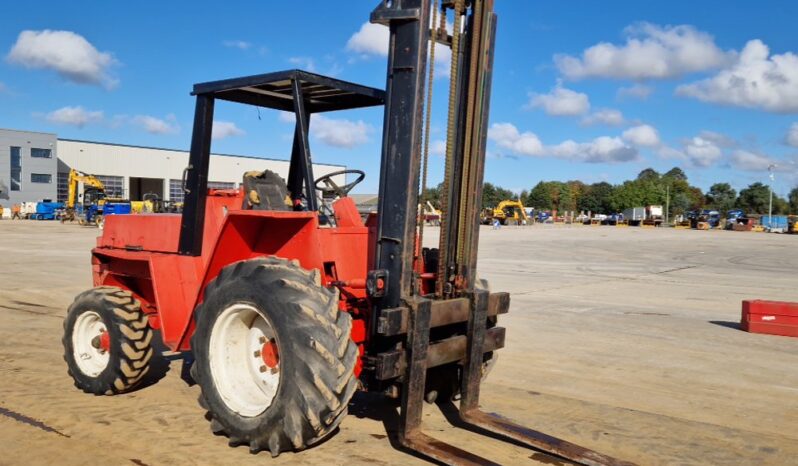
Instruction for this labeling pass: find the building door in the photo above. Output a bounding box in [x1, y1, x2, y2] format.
[129, 177, 164, 201]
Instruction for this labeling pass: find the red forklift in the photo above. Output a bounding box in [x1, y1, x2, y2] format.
[62, 1, 629, 464]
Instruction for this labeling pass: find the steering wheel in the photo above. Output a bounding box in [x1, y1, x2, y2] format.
[314, 169, 365, 198]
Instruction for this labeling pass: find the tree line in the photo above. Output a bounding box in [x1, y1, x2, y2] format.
[422, 167, 798, 216]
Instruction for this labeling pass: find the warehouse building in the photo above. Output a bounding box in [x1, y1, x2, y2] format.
[0, 129, 58, 204]
[0, 128, 344, 204]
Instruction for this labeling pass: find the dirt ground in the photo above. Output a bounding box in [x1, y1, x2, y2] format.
[1, 220, 797, 465]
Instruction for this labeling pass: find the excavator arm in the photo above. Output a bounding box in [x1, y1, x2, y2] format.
[66, 169, 105, 209]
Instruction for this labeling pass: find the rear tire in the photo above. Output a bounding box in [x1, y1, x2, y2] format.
[63, 286, 154, 395]
[191, 257, 358, 456]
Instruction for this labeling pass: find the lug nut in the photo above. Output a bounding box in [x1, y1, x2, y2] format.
[259, 365, 268, 373]
[254, 350, 261, 357]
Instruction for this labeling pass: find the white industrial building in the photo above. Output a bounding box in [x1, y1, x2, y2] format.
[0, 128, 344, 204]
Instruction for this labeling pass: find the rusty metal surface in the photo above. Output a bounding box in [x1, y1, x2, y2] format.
[399, 297, 432, 437]
[376, 292, 509, 336]
[460, 289, 488, 412]
[460, 409, 637, 466]
[374, 326, 505, 380]
[401, 431, 501, 466]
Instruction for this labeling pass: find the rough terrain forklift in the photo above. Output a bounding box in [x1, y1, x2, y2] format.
[62, 1, 629, 464]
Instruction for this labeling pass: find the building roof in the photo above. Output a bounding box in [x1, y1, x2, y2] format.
[57, 137, 345, 168]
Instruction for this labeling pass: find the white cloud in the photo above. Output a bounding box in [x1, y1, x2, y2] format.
[346, 22, 389, 56]
[555, 23, 730, 80]
[311, 115, 371, 148]
[133, 115, 179, 134]
[288, 56, 317, 73]
[676, 40, 798, 113]
[430, 140, 447, 156]
[346, 21, 450, 77]
[581, 108, 625, 126]
[657, 145, 687, 161]
[685, 136, 722, 167]
[488, 122, 638, 163]
[488, 123, 544, 156]
[45, 106, 103, 127]
[278, 111, 295, 123]
[622, 124, 660, 147]
[548, 137, 639, 163]
[787, 123, 798, 147]
[729, 149, 778, 171]
[279, 110, 373, 148]
[222, 40, 251, 50]
[528, 82, 590, 116]
[7, 30, 117, 87]
[697, 130, 736, 148]
[212, 121, 245, 140]
[617, 83, 654, 100]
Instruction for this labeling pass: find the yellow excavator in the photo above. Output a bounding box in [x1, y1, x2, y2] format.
[482, 199, 530, 225]
[61, 169, 107, 224]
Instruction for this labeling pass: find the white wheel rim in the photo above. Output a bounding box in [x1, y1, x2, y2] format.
[72, 311, 110, 377]
[209, 303, 281, 417]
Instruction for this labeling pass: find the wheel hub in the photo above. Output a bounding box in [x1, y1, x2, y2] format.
[209, 303, 282, 417]
[260, 338, 279, 370]
[91, 331, 111, 353]
[72, 311, 110, 377]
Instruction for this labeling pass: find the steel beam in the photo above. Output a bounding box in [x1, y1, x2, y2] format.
[178, 95, 214, 255]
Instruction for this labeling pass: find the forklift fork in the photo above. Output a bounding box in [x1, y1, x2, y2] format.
[397, 291, 634, 466]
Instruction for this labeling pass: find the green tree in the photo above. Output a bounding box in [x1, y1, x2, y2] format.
[481, 182, 517, 209]
[789, 187, 798, 214]
[526, 181, 554, 210]
[578, 182, 614, 214]
[609, 179, 666, 212]
[737, 182, 771, 214]
[420, 183, 442, 208]
[663, 167, 687, 181]
[637, 168, 661, 182]
[705, 183, 736, 212]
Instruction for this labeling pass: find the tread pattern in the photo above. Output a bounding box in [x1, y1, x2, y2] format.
[193, 257, 359, 457]
[63, 286, 154, 395]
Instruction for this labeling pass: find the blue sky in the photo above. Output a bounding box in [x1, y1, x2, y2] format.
[1, 1, 797, 197]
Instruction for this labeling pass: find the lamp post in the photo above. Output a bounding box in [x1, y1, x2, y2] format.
[767, 164, 776, 230]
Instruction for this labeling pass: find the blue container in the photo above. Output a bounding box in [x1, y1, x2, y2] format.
[104, 202, 132, 215]
[760, 215, 788, 229]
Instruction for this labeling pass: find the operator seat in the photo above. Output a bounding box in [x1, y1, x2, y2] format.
[242, 170, 291, 211]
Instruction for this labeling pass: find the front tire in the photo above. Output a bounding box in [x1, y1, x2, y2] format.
[191, 257, 358, 456]
[63, 286, 154, 395]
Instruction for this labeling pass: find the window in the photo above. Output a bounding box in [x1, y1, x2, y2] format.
[31, 148, 52, 158]
[207, 181, 236, 190]
[31, 173, 52, 183]
[10, 146, 21, 191]
[169, 179, 184, 203]
[57, 172, 69, 202]
[95, 175, 124, 198]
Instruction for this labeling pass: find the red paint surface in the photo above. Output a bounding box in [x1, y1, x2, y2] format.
[90, 189, 388, 377]
[741, 300, 798, 338]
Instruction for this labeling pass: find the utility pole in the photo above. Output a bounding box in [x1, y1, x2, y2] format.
[665, 184, 670, 226]
[768, 164, 776, 230]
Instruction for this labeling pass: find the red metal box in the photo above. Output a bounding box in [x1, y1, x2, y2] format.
[741, 300, 798, 338]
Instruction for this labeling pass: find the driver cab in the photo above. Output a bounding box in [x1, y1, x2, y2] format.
[179, 70, 385, 255]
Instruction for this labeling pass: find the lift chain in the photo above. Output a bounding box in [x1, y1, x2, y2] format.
[436, 0, 465, 297]
[415, 0, 441, 294]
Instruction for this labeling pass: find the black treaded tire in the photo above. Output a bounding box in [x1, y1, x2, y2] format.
[63, 286, 154, 395]
[191, 257, 358, 457]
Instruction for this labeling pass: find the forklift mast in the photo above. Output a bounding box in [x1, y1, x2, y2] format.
[372, 0, 495, 310]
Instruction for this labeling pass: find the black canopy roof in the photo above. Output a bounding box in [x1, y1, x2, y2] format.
[192, 69, 385, 113]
